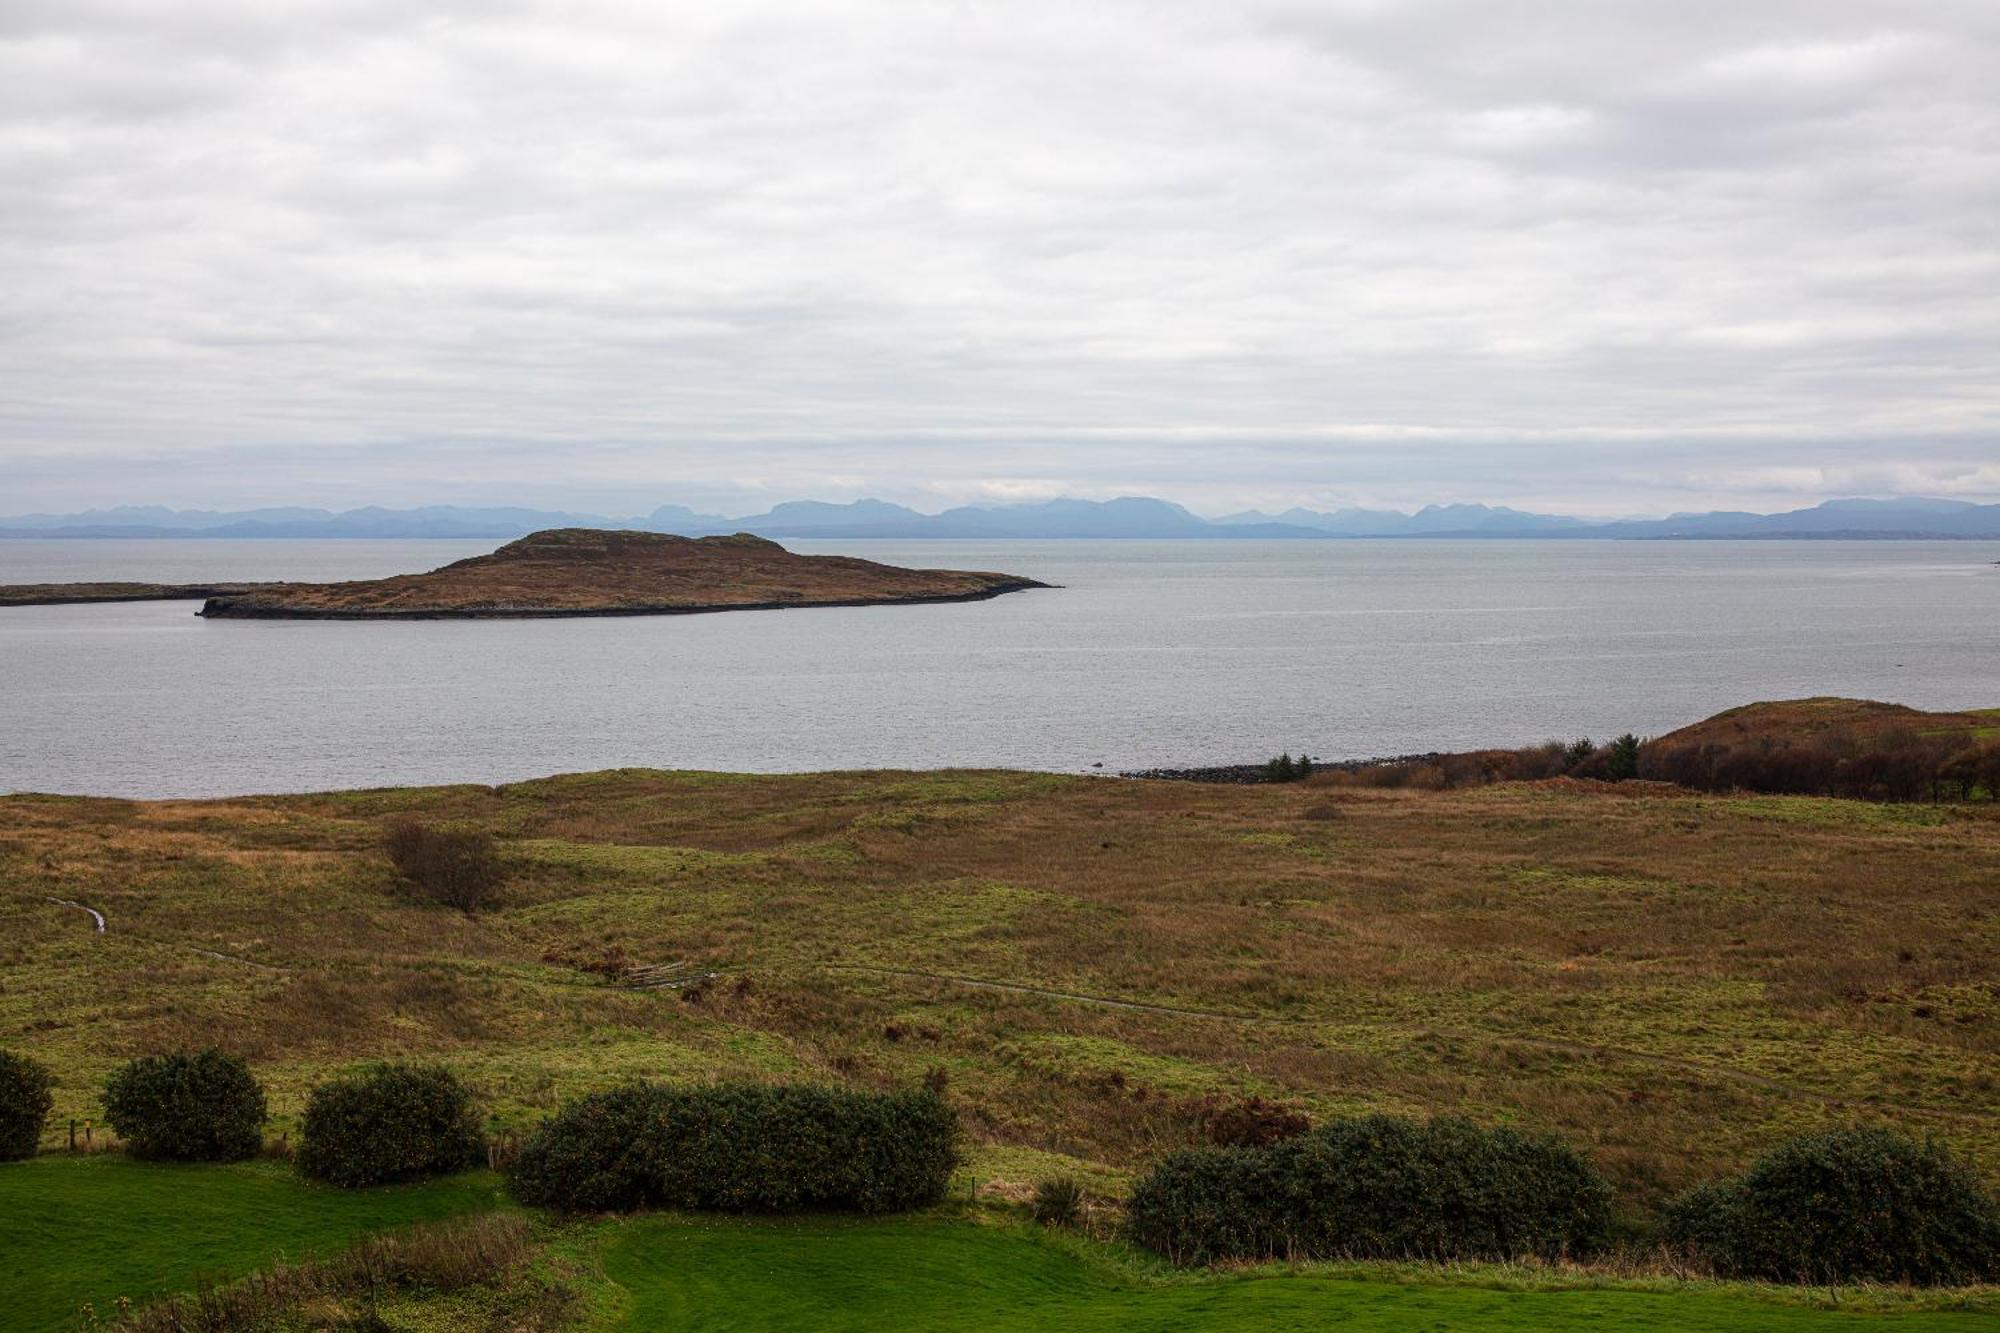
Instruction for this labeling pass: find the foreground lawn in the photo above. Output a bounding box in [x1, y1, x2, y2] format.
[602, 1215, 1998, 1332]
[0, 1157, 505, 1330]
[2, 1159, 1991, 1331]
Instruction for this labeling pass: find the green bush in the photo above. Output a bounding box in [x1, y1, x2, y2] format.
[296, 1063, 485, 1188]
[505, 1082, 960, 1214]
[0, 1049, 55, 1160]
[101, 1050, 266, 1162]
[1663, 1128, 2000, 1285]
[1126, 1114, 1612, 1266]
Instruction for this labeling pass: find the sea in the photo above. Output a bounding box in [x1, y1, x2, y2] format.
[2, 537, 1996, 798]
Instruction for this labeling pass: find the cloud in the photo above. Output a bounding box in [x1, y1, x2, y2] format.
[0, 0, 1995, 515]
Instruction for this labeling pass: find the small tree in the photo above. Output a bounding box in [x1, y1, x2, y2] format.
[1605, 733, 1641, 782]
[102, 1050, 266, 1161]
[0, 1050, 54, 1161]
[1264, 754, 1297, 782]
[1563, 738, 1597, 770]
[1294, 753, 1313, 778]
[384, 821, 503, 911]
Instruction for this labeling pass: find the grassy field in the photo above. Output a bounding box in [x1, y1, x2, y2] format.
[1, 759, 1995, 1217]
[603, 1215, 1997, 1332]
[3, 1159, 1992, 1331]
[0, 1157, 504, 1329]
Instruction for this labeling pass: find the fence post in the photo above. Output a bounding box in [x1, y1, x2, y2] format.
[69, 1119, 76, 1152]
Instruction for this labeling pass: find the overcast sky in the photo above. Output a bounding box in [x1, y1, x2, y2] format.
[3, 1, 1996, 518]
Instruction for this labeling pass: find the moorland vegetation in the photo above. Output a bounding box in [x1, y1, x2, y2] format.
[2, 696, 1996, 1324]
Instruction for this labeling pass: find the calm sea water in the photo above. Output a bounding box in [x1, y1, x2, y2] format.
[2, 538, 1996, 798]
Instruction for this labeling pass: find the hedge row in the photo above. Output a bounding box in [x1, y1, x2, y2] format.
[504, 1082, 960, 1214]
[1125, 1117, 2000, 1286]
[1125, 1114, 1612, 1266]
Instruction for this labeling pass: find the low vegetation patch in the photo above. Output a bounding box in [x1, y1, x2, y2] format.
[95, 1212, 546, 1332]
[1664, 1128, 2000, 1286]
[297, 1063, 486, 1188]
[505, 1082, 960, 1214]
[101, 1051, 265, 1163]
[0, 1048, 54, 1160]
[385, 819, 506, 911]
[1032, 1175, 1085, 1228]
[1125, 1114, 1613, 1267]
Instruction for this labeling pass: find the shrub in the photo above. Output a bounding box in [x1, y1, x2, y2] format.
[1663, 1128, 2000, 1285]
[101, 1050, 266, 1162]
[1032, 1176, 1085, 1227]
[296, 1063, 485, 1187]
[0, 1049, 54, 1161]
[1126, 1114, 1612, 1266]
[505, 1082, 960, 1214]
[384, 821, 504, 911]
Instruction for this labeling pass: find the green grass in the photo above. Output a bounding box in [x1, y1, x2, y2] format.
[2, 1159, 1992, 1331]
[0, 1157, 506, 1330]
[602, 1215, 1997, 1331]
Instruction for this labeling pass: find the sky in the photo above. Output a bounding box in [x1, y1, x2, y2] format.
[3, 0, 1997, 519]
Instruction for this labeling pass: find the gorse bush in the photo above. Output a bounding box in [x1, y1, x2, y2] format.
[1663, 1128, 2000, 1285]
[504, 1082, 960, 1214]
[1125, 1114, 1612, 1267]
[1032, 1176, 1085, 1227]
[102, 1050, 265, 1162]
[383, 820, 504, 911]
[0, 1049, 54, 1160]
[296, 1063, 485, 1188]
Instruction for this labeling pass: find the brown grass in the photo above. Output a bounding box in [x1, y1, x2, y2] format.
[4, 764, 1996, 1213]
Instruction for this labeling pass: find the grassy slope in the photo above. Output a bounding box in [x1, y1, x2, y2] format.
[1, 768, 1995, 1213]
[603, 1216, 1996, 1331]
[0, 1157, 504, 1330]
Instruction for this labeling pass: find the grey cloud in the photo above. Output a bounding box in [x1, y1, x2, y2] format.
[1, 1, 1995, 516]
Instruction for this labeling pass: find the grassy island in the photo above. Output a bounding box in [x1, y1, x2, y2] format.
[193, 528, 1048, 619]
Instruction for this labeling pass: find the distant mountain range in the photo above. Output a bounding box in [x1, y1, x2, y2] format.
[4, 496, 1999, 540]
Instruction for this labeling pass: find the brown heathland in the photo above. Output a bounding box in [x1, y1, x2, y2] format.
[2, 749, 1994, 1211]
[1654, 697, 2000, 749]
[193, 528, 1047, 618]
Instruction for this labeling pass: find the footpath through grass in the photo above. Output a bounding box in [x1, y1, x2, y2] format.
[601, 1215, 1999, 1332]
[0, 1157, 506, 1330]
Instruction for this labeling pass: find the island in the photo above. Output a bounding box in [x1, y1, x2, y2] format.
[185, 528, 1049, 619]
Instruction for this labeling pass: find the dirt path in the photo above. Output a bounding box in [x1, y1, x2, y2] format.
[828, 963, 1997, 1127]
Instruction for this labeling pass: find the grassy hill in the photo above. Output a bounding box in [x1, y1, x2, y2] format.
[3, 761, 1994, 1213]
[1653, 697, 2000, 749]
